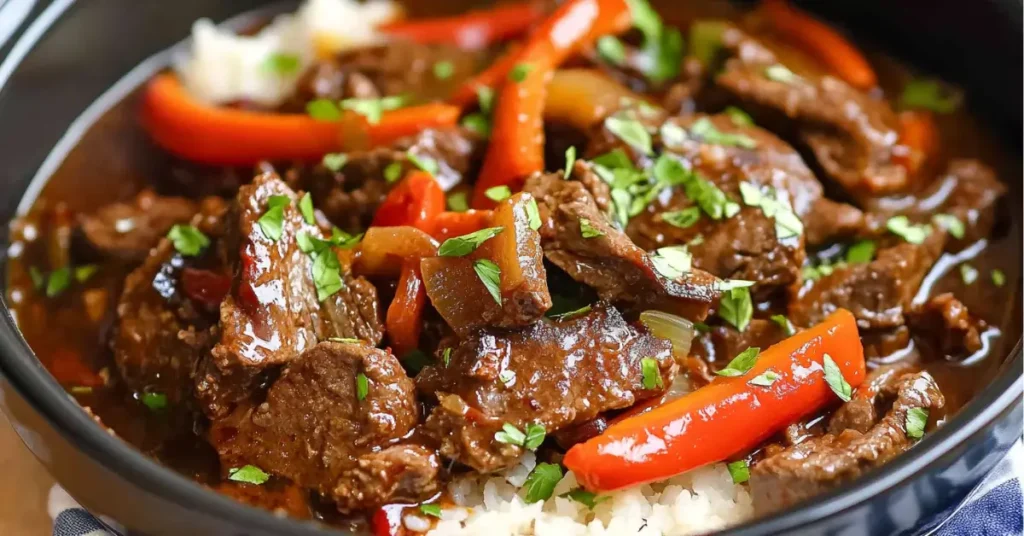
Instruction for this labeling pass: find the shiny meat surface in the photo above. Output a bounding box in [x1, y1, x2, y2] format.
[79, 190, 198, 261]
[210, 341, 438, 512]
[416, 303, 675, 472]
[907, 293, 990, 360]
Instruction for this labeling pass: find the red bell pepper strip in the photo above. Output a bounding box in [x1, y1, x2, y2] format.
[381, 2, 544, 49]
[564, 309, 865, 492]
[386, 261, 427, 357]
[370, 171, 445, 234]
[761, 0, 877, 90]
[432, 210, 493, 241]
[50, 348, 104, 388]
[470, 0, 633, 208]
[141, 73, 460, 165]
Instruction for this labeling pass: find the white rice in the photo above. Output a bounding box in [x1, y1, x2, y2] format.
[176, 0, 401, 107]
[422, 462, 753, 536]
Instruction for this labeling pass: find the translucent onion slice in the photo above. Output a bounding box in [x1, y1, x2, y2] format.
[640, 310, 695, 358]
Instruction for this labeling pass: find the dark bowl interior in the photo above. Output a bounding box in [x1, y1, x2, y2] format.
[0, 1, 1020, 535]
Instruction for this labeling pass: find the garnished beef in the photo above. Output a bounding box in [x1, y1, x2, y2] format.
[80, 190, 198, 261]
[416, 303, 675, 473]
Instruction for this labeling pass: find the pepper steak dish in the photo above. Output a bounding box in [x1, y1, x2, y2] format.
[4, 0, 1019, 534]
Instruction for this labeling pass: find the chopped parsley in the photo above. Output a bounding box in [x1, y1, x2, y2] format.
[419, 504, 442, 518]
[442, 347, 453, 367]
[524, 423, 546, 450]
[509, 62, 533, 82]
[660, 122, 687, 148]
[484, 185, 512, 202]
[715, 347, 760, 377]
[494, 422, 527, 446]
[715, 279, 755, 292]
[476, 85, 496, 114]
[322, 152, 348, 172]
[355, 373, 369, 401]
[299, 192, 316, 225]
[682, 172, 737, 220]
[228, 465, 270, 485]
[727, 460, 750, 484]
[438, 227, 504, 257]
[563, 146, 577, 180]
[718, 286, 753, 332]
[433, 60, 454, 80]
[140, 392, 168, 411]
[262, 52, 301, 76]
[562, 489, 607, 509]
[340, 95, 406, 124]
[525, 198, 542, 231]
[626, 0, 683, 82]
[690, 117, 756, 149]
[548, 304, 592, 322]
[901, 79, 961, 114]
[886, 215, 931, 244]
[167, 224, 210, 256]
[523, 463, 562, 503]
[932, 213, 965, 240]
[688, 20, 728, 68]
[960, 263, 979, 285]
[738, 182, 802, 239]
[257, 195, 291, 242]
[579, 218, 605, 238]
[641, 357, 664, 389]
[44, 267, 70, 298]
[407, 152, 439, 176]
[306, 98, 341, 121]
[764, 64, 800, 84]
[596, 35, 627, 66]
[991, 269, 1006, 287]
[499, 369, 516, 386]
[604, 113, 653, 155]
[473, 259, 502, 305]
[802, 259, 839, 281]
[74, 265, 99, 283]
[447, 191, 469, 212]
[383, 161, 404, 183]
[724, 106, 754, 126]
[905, 407, 929, 439]
[461, 112, 491, 137]
[662, 207, 701, 229]
[311, 248, 344, 301]
[846, 240, 876, 264]
[823, 353, 852, 402]
[650, 245, 692, 280]
[770, 314, 795, 336]
[748, 369, 779, 387]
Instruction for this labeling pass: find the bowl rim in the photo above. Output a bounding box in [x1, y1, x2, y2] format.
[0, 1, 1021, 535]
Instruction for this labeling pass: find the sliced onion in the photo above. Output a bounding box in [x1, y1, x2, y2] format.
[640, 310, 695, 358]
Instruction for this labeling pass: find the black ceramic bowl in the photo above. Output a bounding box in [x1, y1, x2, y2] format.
[0, 1, 1020, 535]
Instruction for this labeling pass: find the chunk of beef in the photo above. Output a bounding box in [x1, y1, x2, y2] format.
[864, 159, 1006, 248]
[750, 372, 944, 514]
[210, 342, 438, 512]
[195, 173, 382, 418]
[907, 293, 989, 360]
[290, 127, 483, 231]
[713, 27, 905, 199]
[827, 363, 913, 435]
[524, 170, 718, 321]
[80, 190, 198, 261]
[112, 197, 227, 403]
[416, 303, 675, 472]
[691, 319, 787, 369]
[789, 231, 945, 330]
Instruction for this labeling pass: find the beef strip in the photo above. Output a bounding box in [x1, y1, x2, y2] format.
[195, 173, 383, 418]
[827, 363, 913, 435]
[210, 341, 438, 512]
[290, 127, 483, 232]
[691, 318, 787, 369]
[751, 372, 944, 514]
[712, 27, 906, 199]
[112, 197, 227, 403]
[864, 159, 1006, 248]
[416, 303, 675, 472]
[524, 168, 718, 321]
[907, 293, 989, 360]
[789, 230, 946, 330]
[80, 190, 198, 261]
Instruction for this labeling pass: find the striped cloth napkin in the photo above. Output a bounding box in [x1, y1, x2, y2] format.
[51, 440, 1024, 536]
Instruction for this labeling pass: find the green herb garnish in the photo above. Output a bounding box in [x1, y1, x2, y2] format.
[770, 314, 795, 336]
[563, 146, 577, 180]
[257, 195, 290, 242]
[960, 263, 979, 285]
[461, 112, 491, 137]
[641, 357, 664, 389]
[548, 304, 592, 322]
[140, 392, 168, 411]
[74, 265, 99, 283]
[167, 224, 210, 256]
[523, 463, 562, 503]
[509, 62, 533, 82]
[901, 79, 961, 114]
[605, 113, 653, 155]
[724, 106, 754, 126]
[383, 161, 403, 183]
[748, 369, 779, 387]
[438, 227, 503, 257]
[690, 117, 756, 149]
[562, 489, 608, 509]
[662, 207, 701, 229]
[494, 422, 526, 446]
[299, 192, 316, 225]
[932, 213, 965, 240]
[727, 460, 750, 484]
[306, 98, 341, 121]
[228, 465, 270, 485]
[886, 215, 931, 244]
[484, 185, 511, 202]
[524, 423, 546, 451]
[846, 240, 876, 264]
[311, 248, 344, 301]
[356, 373, 369, 401]
[322, 152, 347, 172]
[407, 152, 439, 176]
[579, 218, 604, 238]
[433, 60, 454, 80]
[823, 353, 852, 402]
[991, 269, 1006, 287]
[718, 287, 753, 332]
[764, 64, 800, 84]
[419, 504, 442, 518]
[715, 347, 760, 377]
[340, 95, 406, 124]
[650, 246, 692, 280]
[596, 35, 627, 65]
[525, 198, 542, 231]
[905, 407, 928, 439]
[447, 191, 469, 212]
[262, 52, 301, 76]
[473, 259, 502, 305]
